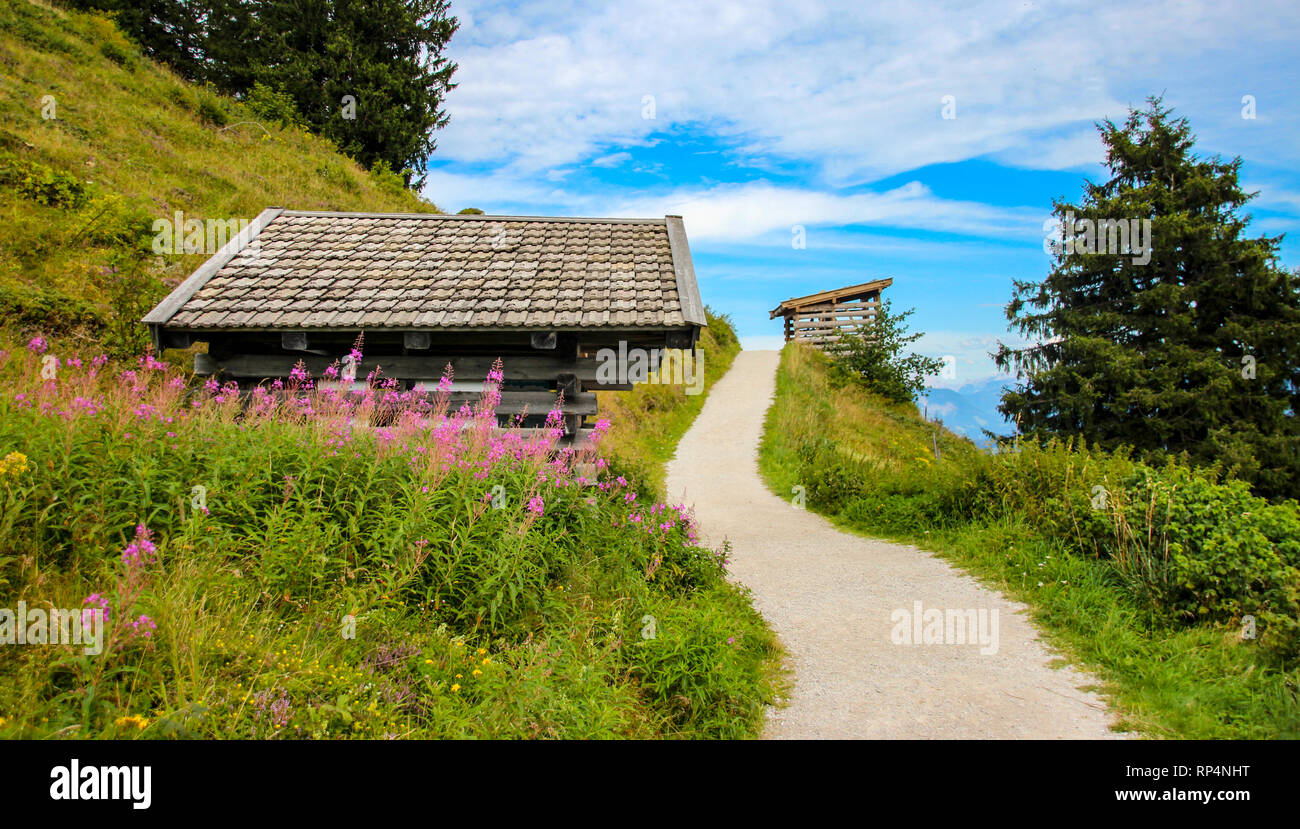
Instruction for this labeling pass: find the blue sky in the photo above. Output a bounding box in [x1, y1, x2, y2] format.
[422, 0, 1300, 387]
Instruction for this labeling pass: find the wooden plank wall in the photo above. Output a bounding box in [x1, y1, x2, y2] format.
[784, 291, 880, 346]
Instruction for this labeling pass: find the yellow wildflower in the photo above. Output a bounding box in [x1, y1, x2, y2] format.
[114, 715, 149, 730]
[450, 684, 461, 692]
[0, 451, 30, 476]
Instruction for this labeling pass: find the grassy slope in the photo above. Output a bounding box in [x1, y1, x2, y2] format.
[0, 0, 435, 339]
[759, 344, 1300, 739]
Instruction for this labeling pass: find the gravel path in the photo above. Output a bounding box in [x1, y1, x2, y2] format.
[664, 350, 1129, 739]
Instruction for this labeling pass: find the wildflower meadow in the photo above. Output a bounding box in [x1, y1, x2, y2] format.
[0, 337, 781, 739]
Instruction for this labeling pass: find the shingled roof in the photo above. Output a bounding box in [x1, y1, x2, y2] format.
[144, 209, 706, 331]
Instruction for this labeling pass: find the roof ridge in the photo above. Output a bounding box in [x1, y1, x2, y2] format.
[280, 210, 669, 225]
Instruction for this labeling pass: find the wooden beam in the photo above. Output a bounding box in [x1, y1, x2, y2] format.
[665, 215, 707, 326]
[769, 278, 892, 318]
[214, 353, 620, 385]
[557, 373, 579, 399]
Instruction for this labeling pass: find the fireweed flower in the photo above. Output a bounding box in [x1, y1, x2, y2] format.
[82, 593, 110, 627]
[26, 336, 48, 354]
[121, 524, 157, 569]
[130, 614, 158, 638]
[6, 354, 702, 584]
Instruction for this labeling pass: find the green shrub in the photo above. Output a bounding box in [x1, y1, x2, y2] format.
[245, 82, 304, 129]
[1095, 467, 1300, 651]
[368, 159, 408, 194]
[828, 300, 944, 404]
[0, 283, 105, 333]
[0, 152, 88, 209]
[93, 259, 163, 357]
[0, 344, 780, 738]
[622, 580, 779, 738]
[196, 86, 229, 127]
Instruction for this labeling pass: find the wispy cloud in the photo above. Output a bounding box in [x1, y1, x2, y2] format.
[439, 0, 1300, 184]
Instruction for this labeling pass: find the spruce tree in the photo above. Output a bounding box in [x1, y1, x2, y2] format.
[996, 97, 1300, 498]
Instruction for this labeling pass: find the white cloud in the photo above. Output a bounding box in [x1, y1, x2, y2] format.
[437, 0, 1300, 184]
[590, 151, 632, 168]
[611, 181, 1043, 242]
[915, 331, 1028, 388]
[423, 170, 1048, 242]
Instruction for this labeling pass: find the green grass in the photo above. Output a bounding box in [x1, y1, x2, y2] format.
[758, 343, 1300, 739]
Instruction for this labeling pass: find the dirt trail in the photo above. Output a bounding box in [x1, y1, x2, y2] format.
[664, 350, 1129, 739]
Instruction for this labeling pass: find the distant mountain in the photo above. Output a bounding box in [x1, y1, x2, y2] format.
[916, 377, 1017, 448]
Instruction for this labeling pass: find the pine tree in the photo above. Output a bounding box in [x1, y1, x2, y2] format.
[996, 97, 1300, 498]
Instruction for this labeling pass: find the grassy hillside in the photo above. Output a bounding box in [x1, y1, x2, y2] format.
[760, 343, 1300, 739]
[0, 0, 436, 353]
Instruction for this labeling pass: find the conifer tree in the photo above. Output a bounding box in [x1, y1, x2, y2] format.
[996, 98, 1300, 498]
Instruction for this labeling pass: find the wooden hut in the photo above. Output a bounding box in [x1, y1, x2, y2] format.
[142, 209, 707, 437]
[769, 278, 891, 347]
